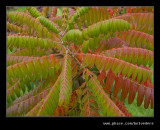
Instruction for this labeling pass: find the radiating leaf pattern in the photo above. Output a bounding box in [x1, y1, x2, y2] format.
[115, 13, 153, 34]
[102, 47, 153, 67]
[117, 30, 153, 50]
[87, 76, 125, 116]
[78, 53, 153, 83]
[7, 7, 153, 117]
[58, 54, 72, 107]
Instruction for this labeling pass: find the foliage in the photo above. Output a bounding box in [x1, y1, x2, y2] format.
[7, 6, 153, 117]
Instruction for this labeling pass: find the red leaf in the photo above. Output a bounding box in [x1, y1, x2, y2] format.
[144, 87, 152, 109]
[105, 69, 115, 93]
[113, 76, 123, 97]
[137, 84, 145, 106]
[97, 71, 106, 86]
[121, 78, 130, 101]
[128, 81, 137, 104]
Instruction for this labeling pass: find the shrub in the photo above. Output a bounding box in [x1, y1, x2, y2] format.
[7, 6, 153, 117]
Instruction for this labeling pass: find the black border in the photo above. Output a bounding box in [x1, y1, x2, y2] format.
[1, 0, 160, 128]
